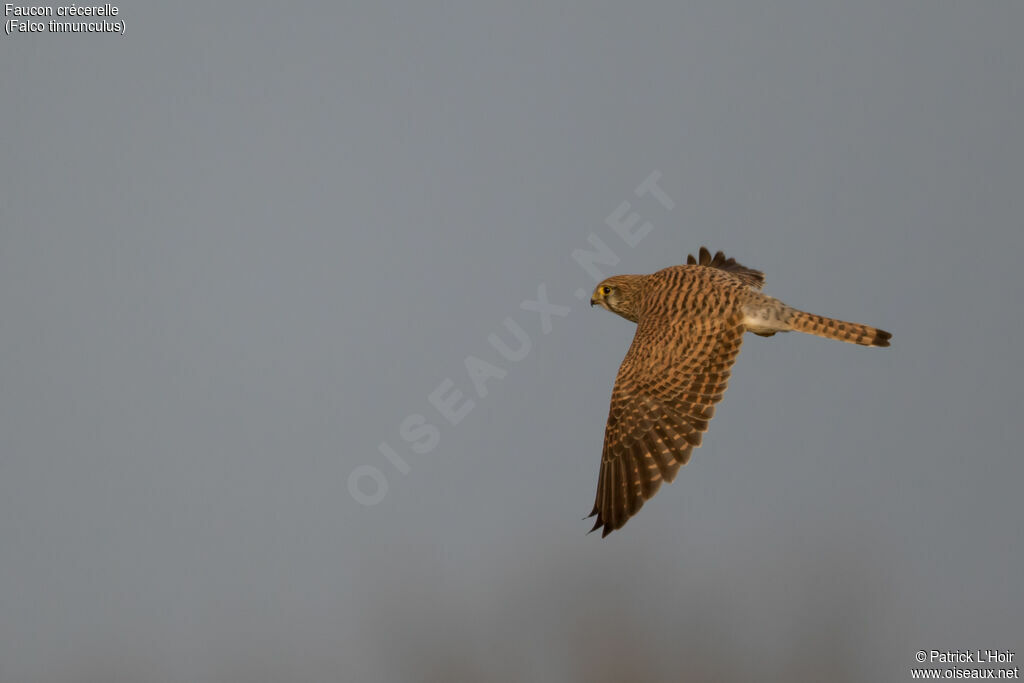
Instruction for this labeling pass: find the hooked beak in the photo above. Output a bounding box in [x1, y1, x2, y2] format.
[590, 297, 597, 307]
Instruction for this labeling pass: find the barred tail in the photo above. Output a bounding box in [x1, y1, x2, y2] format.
[788, 310, 892, 347]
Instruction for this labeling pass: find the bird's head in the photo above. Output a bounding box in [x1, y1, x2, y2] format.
[590, 275, 644, 323]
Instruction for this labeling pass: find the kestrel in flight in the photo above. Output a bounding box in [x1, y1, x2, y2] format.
[587, 247, 891, 537]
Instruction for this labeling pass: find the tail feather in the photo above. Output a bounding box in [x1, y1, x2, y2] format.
[787, 310, 891, 347]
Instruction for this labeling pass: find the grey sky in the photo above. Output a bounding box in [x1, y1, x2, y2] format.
[2, 2, 1022, 681]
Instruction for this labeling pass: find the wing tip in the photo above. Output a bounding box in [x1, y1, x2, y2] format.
[584, 509, 618, 538]
[686, 246, 766, 289]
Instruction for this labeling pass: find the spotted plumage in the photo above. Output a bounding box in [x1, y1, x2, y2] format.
[587, 247, 891, 537]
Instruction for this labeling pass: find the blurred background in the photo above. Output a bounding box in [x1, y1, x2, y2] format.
[2, 3, 1021, 681]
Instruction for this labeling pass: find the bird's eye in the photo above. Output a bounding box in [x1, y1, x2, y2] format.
[602, 286, 612, 295]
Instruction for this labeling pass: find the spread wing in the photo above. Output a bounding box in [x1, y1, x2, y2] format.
[587, 313, 745, 537]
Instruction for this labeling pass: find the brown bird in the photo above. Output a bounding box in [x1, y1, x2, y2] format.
[587, 247, 891, 537]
